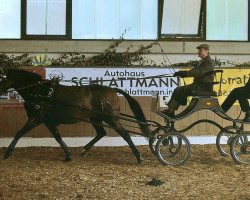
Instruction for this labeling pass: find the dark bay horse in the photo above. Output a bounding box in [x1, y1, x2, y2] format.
[0, 68, 151, 163]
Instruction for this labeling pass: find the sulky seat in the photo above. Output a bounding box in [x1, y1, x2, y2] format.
[155, 70, 226, 121]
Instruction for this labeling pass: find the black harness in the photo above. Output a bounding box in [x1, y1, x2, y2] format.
[46, 78, 58, 98]
[26, 78, 59, 110]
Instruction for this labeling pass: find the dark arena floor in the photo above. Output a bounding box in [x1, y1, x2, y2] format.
[0, 145, 249, 200]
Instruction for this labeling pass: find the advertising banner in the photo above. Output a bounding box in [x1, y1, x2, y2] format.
[45, 68, 179, 99]
[182, 68, 250, 104]
[45, 67, 250, 107]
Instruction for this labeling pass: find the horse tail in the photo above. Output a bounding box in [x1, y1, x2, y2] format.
[114, 88, 151, 138]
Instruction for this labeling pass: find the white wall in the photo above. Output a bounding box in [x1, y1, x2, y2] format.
[0, 41, 250, 66]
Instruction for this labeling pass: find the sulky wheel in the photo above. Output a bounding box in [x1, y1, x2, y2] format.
[155, 131, 191, 166]
[149, 127, 169, 155]
[216, 126, 239, 156]
[230, 133, 250, 164]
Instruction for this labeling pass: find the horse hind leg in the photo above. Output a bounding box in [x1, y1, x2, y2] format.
[106, 119, 143, 164]
[44, 123, 71, 162]
[81, 120, 107, 156]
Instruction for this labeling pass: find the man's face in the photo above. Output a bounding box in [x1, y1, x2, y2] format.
[198, 48, 208, 59]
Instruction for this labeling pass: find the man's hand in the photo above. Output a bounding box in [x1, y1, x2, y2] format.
[173, 71, 188, 78]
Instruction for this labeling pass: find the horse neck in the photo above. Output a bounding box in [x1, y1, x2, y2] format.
[12, 79, 40, 100]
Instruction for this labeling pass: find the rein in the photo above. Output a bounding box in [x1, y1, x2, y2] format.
[87, 73, 175, 84]
[4, 73, 176, 92]
[6, 80, 53, 93]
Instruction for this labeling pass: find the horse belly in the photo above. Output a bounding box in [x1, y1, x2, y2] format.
[48, 103, 92, 125]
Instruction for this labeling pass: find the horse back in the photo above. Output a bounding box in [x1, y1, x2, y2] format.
[53, 84, 120, 114]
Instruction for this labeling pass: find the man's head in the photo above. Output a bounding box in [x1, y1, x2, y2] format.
[197, 44, 209, 59]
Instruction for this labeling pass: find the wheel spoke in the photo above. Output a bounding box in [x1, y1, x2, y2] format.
[230, 133, 250, 164]
[156, 131, 191, 166]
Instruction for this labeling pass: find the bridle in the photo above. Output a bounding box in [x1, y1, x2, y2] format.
[0, 74, 54, 96]
[0, 74, 9, 94]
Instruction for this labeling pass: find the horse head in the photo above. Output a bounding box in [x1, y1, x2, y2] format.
[0, 68, 12, 95]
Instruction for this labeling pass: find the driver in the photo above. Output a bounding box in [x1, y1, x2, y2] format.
[163, 44, 215, 117]
[221, 79, 250, 122]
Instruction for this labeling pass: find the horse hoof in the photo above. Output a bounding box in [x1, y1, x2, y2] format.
[80, 150, 89, 157]
[3, 153, 11, 160]
[3, 154, 10, 160]
[137, 158, 144, 164]
[63, 157, 72, 162]
[63, 154, 72, 162]
[3, 148, 11, 159]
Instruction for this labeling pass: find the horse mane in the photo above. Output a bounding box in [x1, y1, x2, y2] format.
[7, 68, 43, 83]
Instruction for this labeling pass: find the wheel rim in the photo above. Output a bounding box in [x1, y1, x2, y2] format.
[149, 127, 168, 155]
[156, 132, 191, 166]
[216, 126, 238, 156]
[230, 134, 250, 164]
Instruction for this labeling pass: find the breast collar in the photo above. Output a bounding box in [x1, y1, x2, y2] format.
[29, 78, 59, 100]
[47, 79, 59, 98]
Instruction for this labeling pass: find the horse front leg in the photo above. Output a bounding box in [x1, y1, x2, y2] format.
[44, 123, 71, 162]
[3, 118, 40, 159]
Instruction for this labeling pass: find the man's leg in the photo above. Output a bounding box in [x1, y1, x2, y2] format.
[221, 87, 244, 112]
[220, 86, 250, 121]
[163, 85, 193, 116]
[237, 88, 250, 121]
[163, 99, 179, 117]
[238, 94, 250, 112]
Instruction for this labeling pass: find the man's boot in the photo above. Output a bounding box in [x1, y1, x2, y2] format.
[243, 110, 250, 122]
[162, 100, 179, 118]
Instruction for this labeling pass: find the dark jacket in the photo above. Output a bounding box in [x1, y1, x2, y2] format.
[169, 55, 215, 106]
[186, 55, 214, 84]
[186, 55, 214, 95]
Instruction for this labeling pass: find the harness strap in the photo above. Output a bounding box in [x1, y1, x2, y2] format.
[47, 79, 59, 98]
[26, 79, 59, 110]
[25, 101, 41, 110]
[102, 97, 120, 112]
